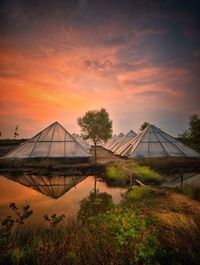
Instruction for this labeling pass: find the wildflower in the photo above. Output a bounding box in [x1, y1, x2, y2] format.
[114, 208, 120, 214]
[114, 217, 119, 223]
[122, 217, 126, 224]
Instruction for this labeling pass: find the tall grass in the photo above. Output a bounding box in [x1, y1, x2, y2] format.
[104, 161, 163, 185]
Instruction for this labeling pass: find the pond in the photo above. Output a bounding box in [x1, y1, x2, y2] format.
[0, 174, 125, 226]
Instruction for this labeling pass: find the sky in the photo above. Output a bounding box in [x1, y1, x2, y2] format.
[0, 0, 200, 138]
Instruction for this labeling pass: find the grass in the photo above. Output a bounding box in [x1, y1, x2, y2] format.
[104, 161, 163, 186]
[105, 165, 125, 180]
[121, 186, 200, 264]
[134, 165, 163, 184]
[125, 186, 154, 201]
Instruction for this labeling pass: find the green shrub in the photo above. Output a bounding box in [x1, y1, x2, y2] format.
[86, 206, 159, 264]
[127, 186, 154, 201]
[105, 165, 125, 180]
[134, 165, 162, 184]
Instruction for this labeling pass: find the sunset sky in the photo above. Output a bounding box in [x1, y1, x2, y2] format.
[0, 0, 200, 138]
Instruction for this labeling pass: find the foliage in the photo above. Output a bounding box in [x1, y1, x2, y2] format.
[105, 165, 125, 180]
[0, 139, 27, 146]
[44, 213, 65, 227]
[179, 114, 200, 151]
[0, 203, 33, 249]
[139, 122, 149, 131]
[3, 237, 42, 265]
[124, 186, 154, 202]
[78, 108, 112, 143]
[105, 162, 163, 185]
[78, 108, 112, 163]
[134, 165, 163, 184]
[86, 206, 159, 264]
[0, 216, 15, 248]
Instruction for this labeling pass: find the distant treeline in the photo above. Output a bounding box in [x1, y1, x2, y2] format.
[0, 139, 27, 146]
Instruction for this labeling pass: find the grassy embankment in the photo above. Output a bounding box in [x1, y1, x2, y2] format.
[1, 185, 200, 265]
[104, 158, 200, 200]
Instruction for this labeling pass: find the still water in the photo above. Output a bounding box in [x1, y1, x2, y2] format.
[0, 174, 125, 225]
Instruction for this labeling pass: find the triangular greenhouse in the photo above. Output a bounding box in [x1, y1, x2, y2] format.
[103, 135, 117, 149]
[3, 122, 90, 158]
[105, 133, 124, 151]
[72, 133, 91, 152]
[118, 124, 200, 158]
[113, 130, 137, 154]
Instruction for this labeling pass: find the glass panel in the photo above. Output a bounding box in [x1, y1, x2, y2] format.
[149, 142, 167, 157]
[141, 133, 149, 142]
[160, 132, 176, 142]
[49, 142, 65, 157]
[29, 134, 41, 142]
[65, 131, 74, 141]
[6, 142, 35, 158]
[131, 143, 148, 158]
[65, 142, 88, 156]
[163, 142, 183, 156]
[175, 141, 199, 156]
[31, 142, 51, 157]
[149, 132, 158, 142]
[65, 142, 75, 156]
[127, 130, 136, 137]
[53, 125, 66, 141]
[74, 144, 89, 156]
[39, 126, 54, 141]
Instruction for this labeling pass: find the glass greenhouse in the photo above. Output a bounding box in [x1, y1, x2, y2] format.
[3, 122, 91, 159]
[118, 124, 200, 158]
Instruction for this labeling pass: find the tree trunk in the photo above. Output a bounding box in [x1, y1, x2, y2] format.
[94, 141, 97, 165]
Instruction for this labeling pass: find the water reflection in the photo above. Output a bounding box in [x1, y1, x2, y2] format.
[0, 175, 125, 224]
[3, 174, 86, 199]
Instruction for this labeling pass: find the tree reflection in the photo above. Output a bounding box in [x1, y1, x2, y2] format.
[78, 189, 113, 219]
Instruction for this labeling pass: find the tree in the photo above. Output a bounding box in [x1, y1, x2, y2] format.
[78, 108, 112, 164]
[140, 122, 149, 131]
[179, 114, 200, 145]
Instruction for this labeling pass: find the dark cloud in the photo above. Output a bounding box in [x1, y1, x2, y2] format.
[134, 90, 166, 96]
[122, 78, 158, 87]
[83, 59, 113, 71]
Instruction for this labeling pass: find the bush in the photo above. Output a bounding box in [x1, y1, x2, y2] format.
[85, 206, 159, 264]
[134, 165, 162, 184]
[105, 165, 125, 180]
[127, 186, 154, 201]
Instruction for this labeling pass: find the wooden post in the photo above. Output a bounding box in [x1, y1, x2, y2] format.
[130, 173, 133, 187]
[181, 174, 183, 190]
[94, 141, 97, 165]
